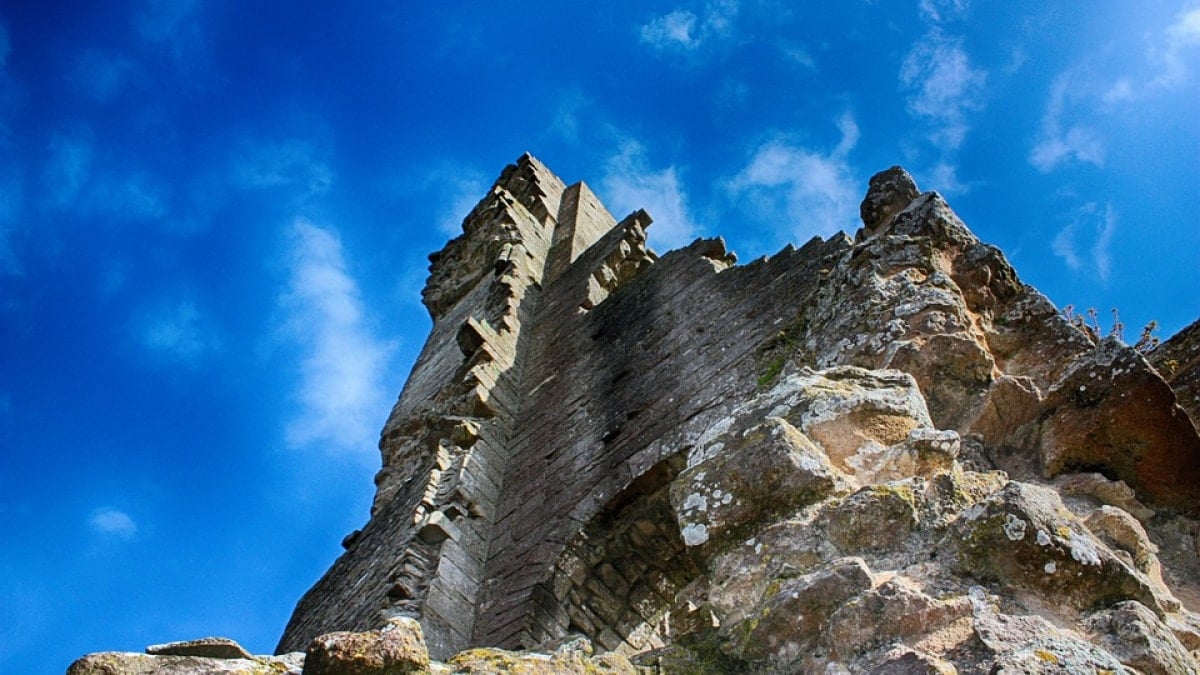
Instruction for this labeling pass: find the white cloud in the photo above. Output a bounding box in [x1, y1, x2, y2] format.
[1153, 6, 1200, 87]
[1051, 202, 1116, 282]
[639, 1, 738, 53]
[726, 113, 860, 241]
[899, 30, 985, 150]
[136, 300, 217, 364]
[232, 138, 334, 197]
[898, 19, 985, 192]
[88, 508, 138, 540]
[918, 0, 967, 24]
[1029, 73, 1105, 173]
[41, 129, 176, 222]
[278, 219, 396, 458]
[641, 10, 699, 50]
[600, 140, 698, 251]
[779, 43, 816, 70]
[1102, 78, 1135, 104]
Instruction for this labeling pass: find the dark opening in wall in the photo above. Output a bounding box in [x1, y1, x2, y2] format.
[532, 452, 701, 653]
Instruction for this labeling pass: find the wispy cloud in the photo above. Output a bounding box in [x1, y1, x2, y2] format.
[917, 0, 967, 24]
[899, 30, 985, 151]
[778, 42, 816, 70]
[898, 5, 985, 196]
[1152, 6, 1200, 88]
[85, 171, 169, 221]
[406, 160, 491, 238]
[135, 300, 218, 364]
[69, 50, 136, 104]
[1051, 202, 1116, 283]
[232, 138, 334, 199]
[549, 88, 590, 144]
[87, 507, 138, 540]
[641, 10, 701, 50]
[1029, 72, 1105, 173]
[436, 173, 489, 238]
[726, 113, 860, 241]
[600, 140, 698, 250]
[43, 132, 94, 209]
[639, 1, 738, 53]
[278, 219, 396, 459]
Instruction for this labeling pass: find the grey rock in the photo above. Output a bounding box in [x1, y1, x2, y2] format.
[1086, 601, 1199, 675]
[858, 166, 920, 237]
[146, 637, 254, 660]
[304, 617, 430, 675]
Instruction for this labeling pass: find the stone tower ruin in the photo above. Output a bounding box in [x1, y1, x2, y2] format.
[269, 154, 1200, 671]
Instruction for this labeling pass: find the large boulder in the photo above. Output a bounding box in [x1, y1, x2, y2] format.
[304, 617, 430, 675]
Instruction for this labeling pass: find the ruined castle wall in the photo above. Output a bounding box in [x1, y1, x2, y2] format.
[474, 232, 853, 650]
[417, 173, 622, 657]
[277, 155, 637, 657]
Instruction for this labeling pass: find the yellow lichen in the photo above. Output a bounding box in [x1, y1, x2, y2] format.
[1034, 649, 1059, 664]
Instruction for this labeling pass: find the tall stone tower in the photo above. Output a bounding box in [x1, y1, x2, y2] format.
[278, 154, 664, 657]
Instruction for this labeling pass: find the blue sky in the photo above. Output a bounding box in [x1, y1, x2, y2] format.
[1, 2, 1197, 672]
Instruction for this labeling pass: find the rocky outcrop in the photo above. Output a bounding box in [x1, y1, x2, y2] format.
[72, 157, 1200, 673]
[1152, 317, 1200, 425]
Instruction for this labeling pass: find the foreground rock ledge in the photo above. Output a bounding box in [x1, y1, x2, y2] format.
[72, 157, 1200, 673]
[67, 621, 637, 674]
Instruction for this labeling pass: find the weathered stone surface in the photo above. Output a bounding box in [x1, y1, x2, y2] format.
[820, 482, 922, 554]
[728, 557, 874, 669]
[1032, 337, 1200, 513]
[858, 165, 920, 237]
[304, 617, 430, 675]
[965, 586, 1132, 672]
[1058, 471, 1156, 522]
[864, 647, 957, 674]
[445, 638, 637, 674]
[66, 652, 301, 674]
[1152, 317, 1200, 425]
[1085, 505, 1161, 577]
[1085, 600, 1199, 675]
[671, 416, 845, 551]
[73, 157, 1200, 674]
[146, 637, 256, 660]
[950, 481, 1172, 614]
[826, 578, 972, 659]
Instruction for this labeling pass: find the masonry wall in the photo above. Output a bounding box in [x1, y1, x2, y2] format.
[473, 231, 852, 651]
[277, 155, 631, 657]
